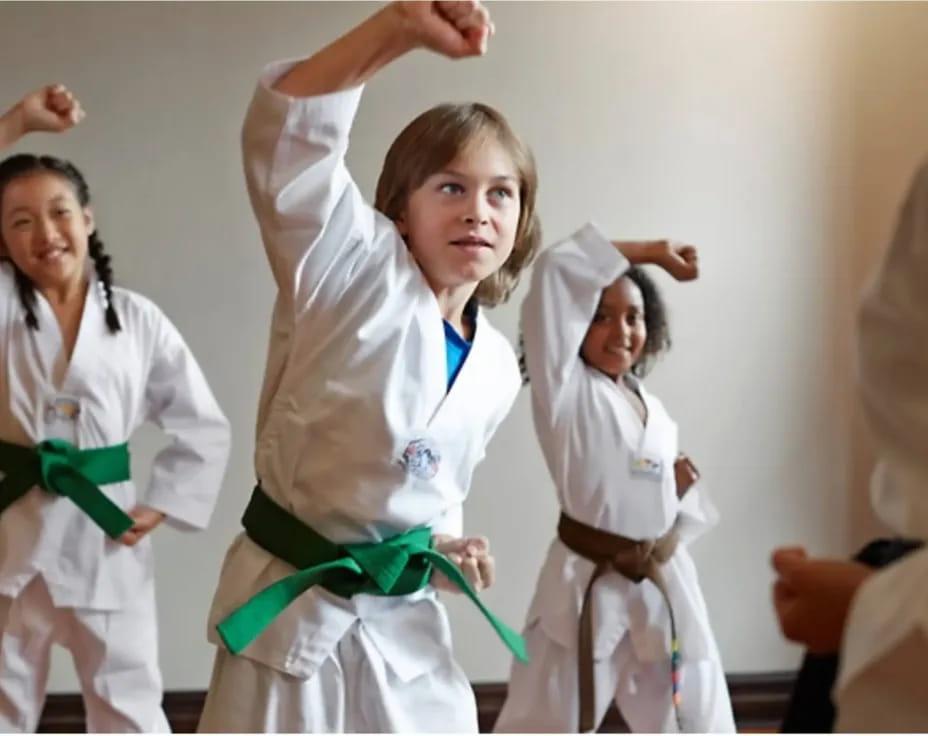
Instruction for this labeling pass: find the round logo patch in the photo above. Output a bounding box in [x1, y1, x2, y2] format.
[399, 438, 441, 480]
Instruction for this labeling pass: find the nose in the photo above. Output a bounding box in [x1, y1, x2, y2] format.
[614, 321, 639, 351]
[462, 193, 490, 227]
[35, 216, 57, 246]
[613, 319, 631, 344]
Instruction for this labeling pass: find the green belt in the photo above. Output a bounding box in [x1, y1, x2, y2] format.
[216, 485, 529, 663]
[0, 438, 133, 539]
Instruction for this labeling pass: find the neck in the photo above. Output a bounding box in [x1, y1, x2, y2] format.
[432, 282, 477, 339]
[39, 275, 89, 308]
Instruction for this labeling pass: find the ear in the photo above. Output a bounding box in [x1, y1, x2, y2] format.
[83, 206, 95, 236]
[394, 212, 408, 237]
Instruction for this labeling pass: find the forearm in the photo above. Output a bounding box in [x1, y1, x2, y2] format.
[0, 104, 25, 150]
[273, 5, 417, 97]
[614, 240, 658, 265]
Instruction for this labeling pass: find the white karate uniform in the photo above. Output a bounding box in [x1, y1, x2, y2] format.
[834, 159, 928, 732]
[199, 61, 521, 733]
[494, 224, 734, 733]
[0, 266, 230, 732]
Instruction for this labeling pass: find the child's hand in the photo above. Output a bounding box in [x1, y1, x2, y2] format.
[612, 240, 699, 281]
[118, 506, 166, 547]
[771, 546, 873, 654]
[16, 84, 85, 135]
[432, 533, 496, 592]
[392, 1, 494, 59]
[673, 453, 699, 499]
[651, 241, 698, 281]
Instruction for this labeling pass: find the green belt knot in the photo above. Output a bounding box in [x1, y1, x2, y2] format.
[216, 486, 529, 663]
[0, 438, 134, 539]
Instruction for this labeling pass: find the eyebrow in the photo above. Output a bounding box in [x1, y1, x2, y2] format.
[599, 300, 643, 311]
[437, 169, 518, 183]
[7, 195, 69, 215]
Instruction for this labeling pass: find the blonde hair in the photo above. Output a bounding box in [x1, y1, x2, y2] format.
[375, 102, 541, 306]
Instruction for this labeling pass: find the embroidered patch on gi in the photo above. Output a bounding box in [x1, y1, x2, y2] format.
[630, 452, 663, 480]
[399, 438, 441, 480]
[45, 396, 81, 423]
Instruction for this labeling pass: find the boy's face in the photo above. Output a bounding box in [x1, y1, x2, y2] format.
[397, 136, 520, 295]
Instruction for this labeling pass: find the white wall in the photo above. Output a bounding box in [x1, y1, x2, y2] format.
[1, 1, 926, 692]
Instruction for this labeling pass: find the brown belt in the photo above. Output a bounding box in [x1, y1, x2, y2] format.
[557, 512, 682, 732]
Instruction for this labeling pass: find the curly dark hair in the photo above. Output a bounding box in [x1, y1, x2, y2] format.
[0, 153, 121, 333]
[623, 265, 671, 377]
[519, 265, 671, 384]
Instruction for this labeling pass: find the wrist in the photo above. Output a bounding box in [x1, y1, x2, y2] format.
[369, 4, 421, 59]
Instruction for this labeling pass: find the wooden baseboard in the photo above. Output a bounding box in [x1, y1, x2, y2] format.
[38, 672, 794, 732]
[475, 672, 794, 732]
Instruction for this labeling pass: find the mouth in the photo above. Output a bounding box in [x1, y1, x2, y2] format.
[450, 236, 492, 249]
[605, 345, 633, 357]
[36, 246, 69, 264]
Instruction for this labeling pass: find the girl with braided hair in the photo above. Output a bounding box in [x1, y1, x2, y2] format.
[0, 148, 230, 731]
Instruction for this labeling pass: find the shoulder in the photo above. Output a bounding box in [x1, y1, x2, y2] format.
[108, 285, 181, 338]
